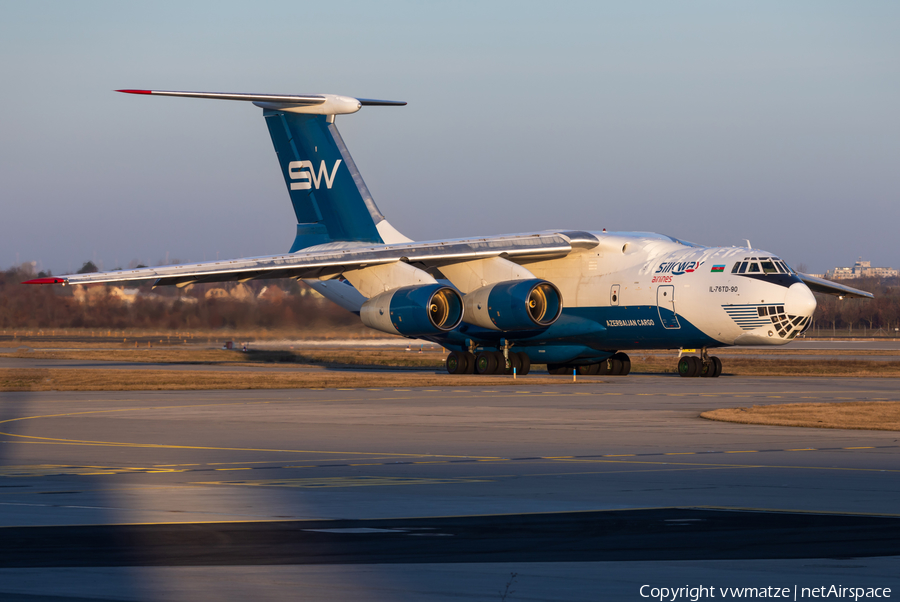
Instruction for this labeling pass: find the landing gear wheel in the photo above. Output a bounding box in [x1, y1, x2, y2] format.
[492, 351, 507, 375]
[463, 352, 476, 374]
[505, 352, 522, 375]
[678, 356, 701, 378]
[597, 358, 613, 375]
[446, 351, 468, 374]
[688, 356, 702, 377]
[475, 351, 498, 375]
[577, 363, 600, 376]
[612, 352, 631, 376]
[608, 358, 624, 375]
[547, 363, 568, 375]
[700, 356, 723, 378]
[516, 352, 531, 376]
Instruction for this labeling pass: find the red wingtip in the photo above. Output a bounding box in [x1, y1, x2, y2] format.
[22, 277, 66, 285]
[116, 89, 152, 95]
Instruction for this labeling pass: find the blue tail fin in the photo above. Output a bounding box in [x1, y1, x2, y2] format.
[264, 111, 390, 251]
[115, 89, 406, 252]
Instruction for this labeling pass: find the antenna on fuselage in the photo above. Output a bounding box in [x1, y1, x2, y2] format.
[745, 239, 751, 249]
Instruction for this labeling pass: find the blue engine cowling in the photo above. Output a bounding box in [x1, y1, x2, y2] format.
[360, 284, 464, 337]
[463, 279, 563, 331]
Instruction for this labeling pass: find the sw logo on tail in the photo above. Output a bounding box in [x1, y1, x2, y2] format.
[289, 160, 342, 191]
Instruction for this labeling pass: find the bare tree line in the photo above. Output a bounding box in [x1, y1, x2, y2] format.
[812, 277, 900, 335]
[0, 264, 362, 333]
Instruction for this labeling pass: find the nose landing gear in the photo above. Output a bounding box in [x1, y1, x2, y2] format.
[677, 348, 722, 378]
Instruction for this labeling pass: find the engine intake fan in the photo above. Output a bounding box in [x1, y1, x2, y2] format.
[360, 284, 464, 337]
[463, 279, 562, 331]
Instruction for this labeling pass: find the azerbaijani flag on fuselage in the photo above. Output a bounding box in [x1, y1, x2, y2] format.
[711, 265, 726, 273]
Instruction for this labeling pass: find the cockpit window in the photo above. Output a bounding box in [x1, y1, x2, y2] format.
[735, 256, 795, 276]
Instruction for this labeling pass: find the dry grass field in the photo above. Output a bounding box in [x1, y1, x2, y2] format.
[0, 368, 568, 391]
[3, 331, 900, 390]
[702, 402, 900, 431]
[4, 333, 900, 379]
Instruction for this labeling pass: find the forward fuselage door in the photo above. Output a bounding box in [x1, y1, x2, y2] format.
[657, 285, 680, 329]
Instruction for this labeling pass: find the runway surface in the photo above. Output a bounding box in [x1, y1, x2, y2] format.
[1, 376, 899, 600]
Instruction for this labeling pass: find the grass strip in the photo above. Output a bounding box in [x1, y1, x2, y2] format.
[5, 348, 900, 377]
[701, 401, 900, 431]
[0, 368, 571, 391]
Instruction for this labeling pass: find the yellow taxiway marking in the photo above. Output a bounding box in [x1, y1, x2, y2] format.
[0, 402, 503, 461]
[214, 467, 251, 471]
[196, 476, 492, 489]
[724, 450, 758, 453]
[206, 461, 281, 465]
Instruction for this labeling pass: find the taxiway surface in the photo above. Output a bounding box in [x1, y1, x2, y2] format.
[1, 376, 898, 600]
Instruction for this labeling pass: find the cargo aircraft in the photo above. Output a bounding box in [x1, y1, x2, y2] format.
[25, 90, 873, 377]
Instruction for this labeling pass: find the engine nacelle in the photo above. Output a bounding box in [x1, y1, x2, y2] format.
[360, 284, 464, 337]
[463, 279, 562, 331]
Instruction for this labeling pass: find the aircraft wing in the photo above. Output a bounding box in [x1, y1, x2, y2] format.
[24, 231, 590, 288]
[797, 273, 874, 299]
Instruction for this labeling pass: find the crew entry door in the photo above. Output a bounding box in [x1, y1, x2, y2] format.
[657, 285, 680, 329]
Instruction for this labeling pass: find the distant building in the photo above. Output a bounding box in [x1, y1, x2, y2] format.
[825, 259, 898, 280]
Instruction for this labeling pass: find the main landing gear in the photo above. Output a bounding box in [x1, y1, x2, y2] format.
[547, 352, 631, 376]
[445, 350, 531, 375]
[677, 349, 722, 378]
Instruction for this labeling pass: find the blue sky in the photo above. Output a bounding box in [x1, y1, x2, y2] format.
[1, 1, 898, 274]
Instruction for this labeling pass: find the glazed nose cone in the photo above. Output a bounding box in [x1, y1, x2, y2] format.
[785, 282, 817, 318]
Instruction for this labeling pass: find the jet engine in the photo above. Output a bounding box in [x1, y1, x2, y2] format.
[360, 284, 464, 337]
[463, 279, 562, 331]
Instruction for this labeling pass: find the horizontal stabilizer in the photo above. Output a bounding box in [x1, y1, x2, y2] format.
[116, 90, 406, 115]
[798, 273, 874, 299]
[117, 90, 326, 104]
[358, 99, 408, 106]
